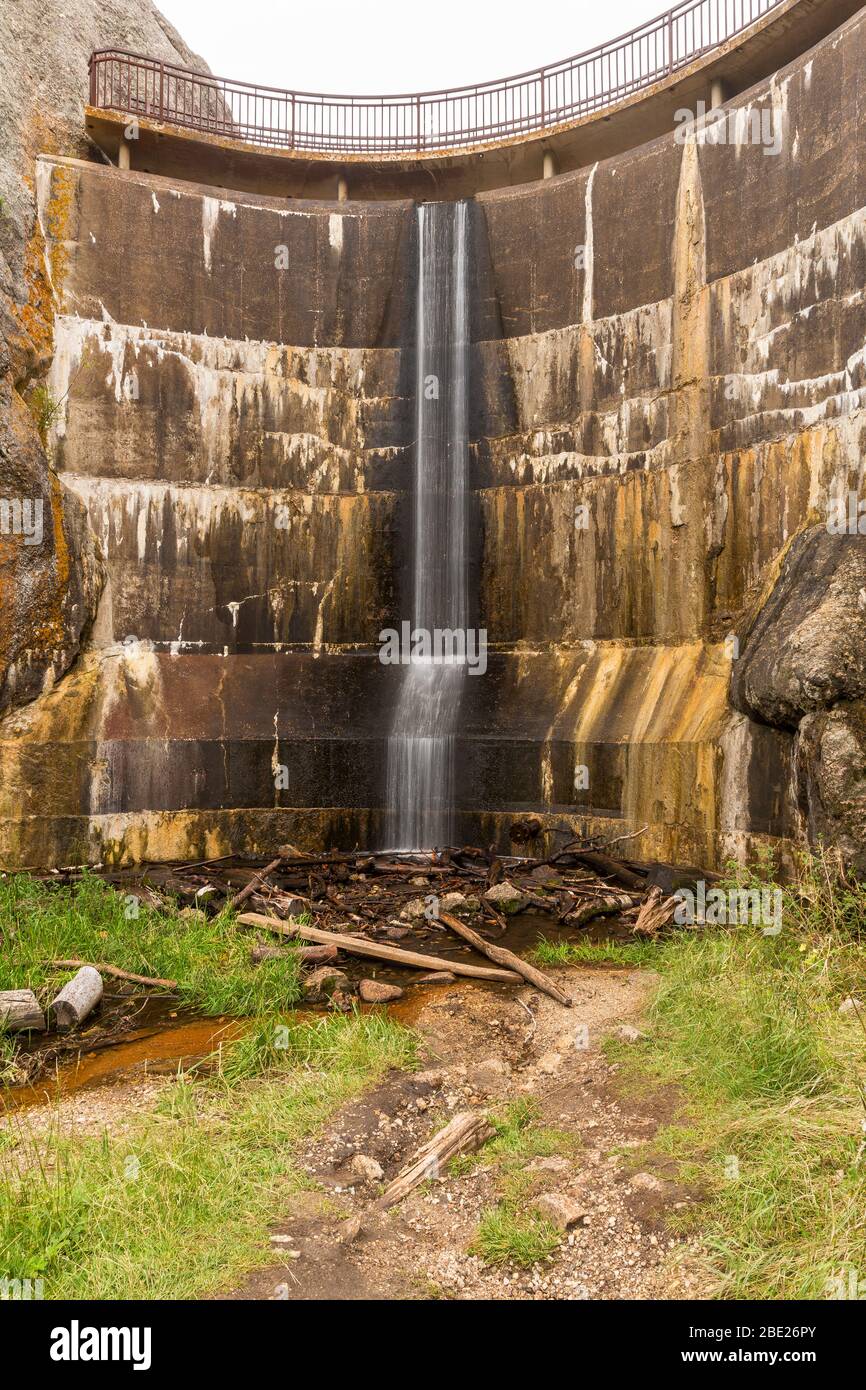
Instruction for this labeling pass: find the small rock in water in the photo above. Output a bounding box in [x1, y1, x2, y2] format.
[400, 897, 430, 921]
[439, 892, 479, 916]
[359, 979, 404, 1004]
[351, 1153, 384, 1184]
[533, 1192, 587, 1230]
[414, 971, 456, 985]
[303, 966, 350, 1000]
[386, 925, 410, 940]
[483, 881, 527, 914]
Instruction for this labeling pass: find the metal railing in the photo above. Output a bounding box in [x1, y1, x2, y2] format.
[89, 0, 786, 156]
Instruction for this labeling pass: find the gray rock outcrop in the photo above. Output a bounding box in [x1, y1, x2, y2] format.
[731, 526, 866, 871]
[0, 0, 208, 714]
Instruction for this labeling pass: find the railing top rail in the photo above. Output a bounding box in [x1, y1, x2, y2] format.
[88, 0, 788, 154]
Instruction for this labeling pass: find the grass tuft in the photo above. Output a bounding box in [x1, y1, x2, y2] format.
[471, 1205, 561, 1267]
[532, 937, 659, 969]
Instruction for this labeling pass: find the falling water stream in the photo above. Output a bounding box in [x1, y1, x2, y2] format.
[385, 201, 470, 850]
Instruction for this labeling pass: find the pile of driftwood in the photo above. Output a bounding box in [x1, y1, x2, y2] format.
[14, 831, 697, 1026]
[6, 828, 700, 1039]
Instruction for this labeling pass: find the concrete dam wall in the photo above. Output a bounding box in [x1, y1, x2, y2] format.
[2, 3, 865, 869]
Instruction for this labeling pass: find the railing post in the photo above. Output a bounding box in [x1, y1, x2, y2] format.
[89, 53, 95, 106]
[159, 61, 165, 121]
[415, 94, 421, 152]
[668, 10, 673, 72]
[540, 66, 546, 131]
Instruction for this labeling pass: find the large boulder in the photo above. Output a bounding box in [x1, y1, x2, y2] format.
[793, 703, 866, 876]
[731, 526, 866, 731]
[731, 525, 866, 869]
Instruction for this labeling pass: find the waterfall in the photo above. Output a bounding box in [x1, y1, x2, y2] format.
[385, 200, 470, 850]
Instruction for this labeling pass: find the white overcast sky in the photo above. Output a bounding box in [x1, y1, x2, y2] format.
[157, 1, 664, 93]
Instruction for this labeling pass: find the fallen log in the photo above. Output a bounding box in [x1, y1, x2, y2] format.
[236, 912, 521, 984]
[438, 911, 572, 1007]
[563, 893, 630, 928]
[249, 945, 287, 964]
[299, 943, 339, 965]
[47, 959, 177, 989]
[50, 965, 104, 1033]
[0, 988, 46, 1033]
[227, 855, 284, 911]
[569, 850, 648, 892]
[379, 1110, 494, 1207]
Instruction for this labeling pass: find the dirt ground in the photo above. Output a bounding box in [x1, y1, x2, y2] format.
[221, 965, 707, 1301]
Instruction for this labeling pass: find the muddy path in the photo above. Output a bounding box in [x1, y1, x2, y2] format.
[220, 965, 705, 1302]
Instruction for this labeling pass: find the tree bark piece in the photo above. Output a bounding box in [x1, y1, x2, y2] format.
[236, 912, 521, 984]
[438, 911, 572, 1007]
[0, 989, 46, 1032]
[48, 960, 177, 989]
[50, 966, 104, 1033]
[227, 855, 284, 911]
[633, 886, 677, 937]
[379, 1111, 494, 1208]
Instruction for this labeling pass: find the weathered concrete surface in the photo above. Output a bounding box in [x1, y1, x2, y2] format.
[0, 0, 209, 715]
[2, 5, 866, 868]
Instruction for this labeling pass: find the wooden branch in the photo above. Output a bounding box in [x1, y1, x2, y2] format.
[0, 989, 46, 1032]
[438, 911, 572, 1007]
[47, 959, 178, 989]
[227, 855, 284, 911]
[379, 1111, 494, 1208]
[236, 912, 521, 983]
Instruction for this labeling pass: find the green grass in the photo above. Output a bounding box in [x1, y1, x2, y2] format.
[466, 1100, 574, 1267]
[0, 1010, 416, 1299]
[471, 1204, 561, 1267]
[610, 850, 866, 1299]
[450, 1098, 573, 1181]
[26, 384, 61, 439]
[531, 937, 659, 969]
[0, 872, 304, 1017]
